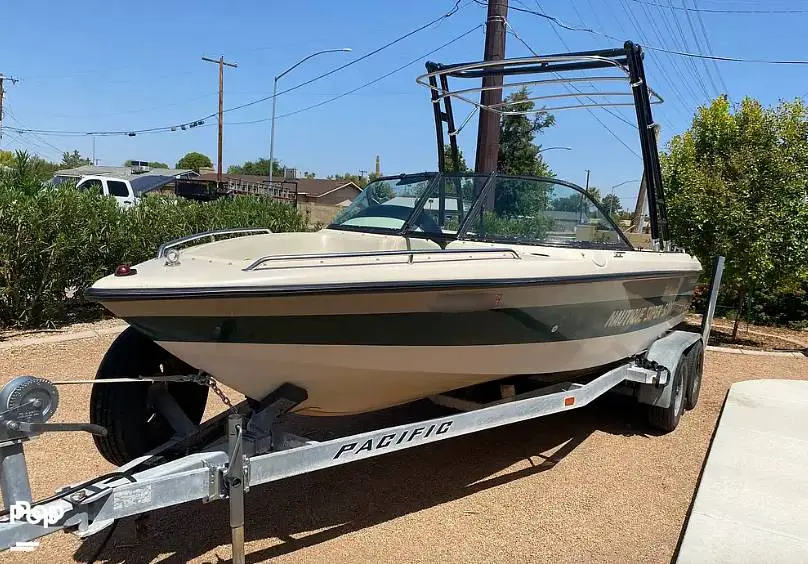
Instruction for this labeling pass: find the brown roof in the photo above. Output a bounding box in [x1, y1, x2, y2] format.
[197, 173, 361, 198]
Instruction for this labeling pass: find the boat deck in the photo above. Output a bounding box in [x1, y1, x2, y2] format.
[677, 379, 808, 562]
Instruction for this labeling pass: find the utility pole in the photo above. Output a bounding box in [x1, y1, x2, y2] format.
[474, 0, 508, 175]
[631, 124, 660, 233]
[632, 177, 647, 233]
[202, 56, 238, 184]
[0, 74, 20, 144]
[580, 169, 591, 223]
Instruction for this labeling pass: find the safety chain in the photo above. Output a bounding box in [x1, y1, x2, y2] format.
[201, 372, 237, 414]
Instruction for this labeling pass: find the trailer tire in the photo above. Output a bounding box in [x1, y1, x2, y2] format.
[684, 340, 704, 411]
[90, 327, 209, 466]
[648, 356, 686, 433]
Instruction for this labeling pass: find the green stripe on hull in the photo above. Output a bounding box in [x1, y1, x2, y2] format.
[126, 294, 692, 346]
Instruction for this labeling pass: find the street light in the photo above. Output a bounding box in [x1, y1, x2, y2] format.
[268, 48, 352, 186]
[608, 179, 640, 190]
[606, 179, 640, 216]
[537, 146, 572, 153]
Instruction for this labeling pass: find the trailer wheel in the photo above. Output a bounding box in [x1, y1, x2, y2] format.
[684, 340, 704, 411]
[648, 356, 687, 433]
[90, 327, 209, 466]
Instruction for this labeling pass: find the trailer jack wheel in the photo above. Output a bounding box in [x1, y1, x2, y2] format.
[90, 327, 209, 466]
[648, 357, 686, 433]
[684, 340, 704, 411]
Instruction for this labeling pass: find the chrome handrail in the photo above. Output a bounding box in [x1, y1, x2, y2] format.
[157, 228, 272, 258]
[243, 247, 521, 271]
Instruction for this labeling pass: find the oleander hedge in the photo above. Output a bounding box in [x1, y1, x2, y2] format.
[0, 178, 306, 329]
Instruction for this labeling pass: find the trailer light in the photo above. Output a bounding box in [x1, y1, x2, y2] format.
[114, 264, 137, 277]
[564, 397, 575, 407]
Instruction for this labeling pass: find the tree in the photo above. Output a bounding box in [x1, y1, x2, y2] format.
[60, 150, 91, 169]
[3, 150, 58, 180]
[497, 87, 555, 177]
[328, 173, 370, 188]
[0, 150, 16, 169]
[0, 151, 57, 193]
[228, 158, 283, 177]
[176, 152, 213, 172]
[443, 145, 469, 172]
[487, 88, 557, 216]
[303, 171, 316, 179]
[601, 193, 622, 217]
[125, 160, 169, 169]
[551, 194, 581, 212]
[662, 96, 808, 339]
[585, 186, 602, 206]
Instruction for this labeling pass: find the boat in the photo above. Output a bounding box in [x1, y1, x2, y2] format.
[85, 42, 702, 418]
[86, 173, 700, 416]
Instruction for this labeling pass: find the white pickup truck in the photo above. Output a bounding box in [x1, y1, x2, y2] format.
[75, 175, 141, 208]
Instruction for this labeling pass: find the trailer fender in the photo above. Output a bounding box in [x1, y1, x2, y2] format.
[637, 330, 702, 408]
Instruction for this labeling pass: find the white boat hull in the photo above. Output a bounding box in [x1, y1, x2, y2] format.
[157, 322, 680, 415]
[88, 230, 702, 416]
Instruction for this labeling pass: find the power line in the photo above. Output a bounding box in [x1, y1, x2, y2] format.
[492, 2, 808, 64]
[0, 73, 20, 144]
[585, 0, 701, 120]
[594, 0, 705, 116]
[679, 0, 720, 96]
[203, 0, 468, 118]
[660, 0, 714, 103]
[634, 0, 713, 102]
[229, 25, 483, 126]
[3, 1, 469, 139]
[5, 108, 66, 157]
[690, 0, 729, 93]
[628, 0, 808, 13]
[503, 19, 642, 159]
[525, 2, 644, 128]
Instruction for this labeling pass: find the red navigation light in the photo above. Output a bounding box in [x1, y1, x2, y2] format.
[114, 264, 137, 277]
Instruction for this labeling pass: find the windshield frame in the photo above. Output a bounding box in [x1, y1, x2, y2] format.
[327, 172, 634, 250]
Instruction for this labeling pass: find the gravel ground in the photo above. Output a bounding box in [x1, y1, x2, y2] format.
[0, 318, 126, 344]
[684, 314, 808, 350]
[0, 334, 806, 563]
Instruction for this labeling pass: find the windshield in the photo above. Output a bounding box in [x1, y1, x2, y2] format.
[329, 173, 630, 249]
[330, 175, 435, 231]
[463, 176, 629, 248]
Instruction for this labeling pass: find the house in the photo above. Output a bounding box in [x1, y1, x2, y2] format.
[197, 173, 360, 203]
[197, 172, 362, 226]
[51, 164, 197, 187]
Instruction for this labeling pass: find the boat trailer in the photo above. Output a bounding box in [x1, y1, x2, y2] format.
[0, 259, 724, 560]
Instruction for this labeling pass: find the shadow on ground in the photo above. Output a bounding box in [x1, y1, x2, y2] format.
[74, 393, 655, 563]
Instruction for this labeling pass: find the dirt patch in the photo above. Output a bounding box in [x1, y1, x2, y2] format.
[682, 314, 808, 352]
[1, 333, 806, 563]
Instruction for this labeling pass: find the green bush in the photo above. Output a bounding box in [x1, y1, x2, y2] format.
[0, 182, 306, 329]
[690, 280, 808, 330]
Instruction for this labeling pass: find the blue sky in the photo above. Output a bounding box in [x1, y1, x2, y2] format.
[2, 0, 806, 208]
